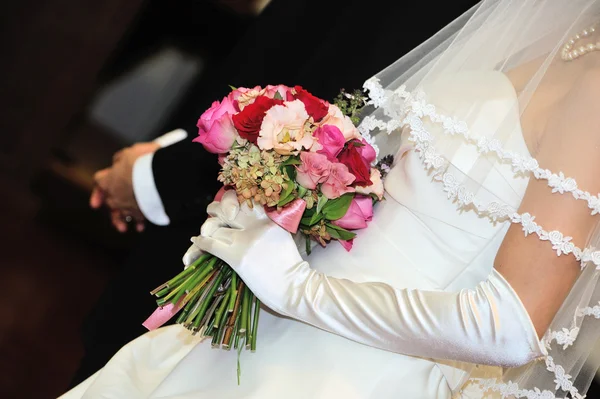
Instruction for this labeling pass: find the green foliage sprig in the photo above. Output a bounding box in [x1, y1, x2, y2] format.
[333, 89, 368, 125]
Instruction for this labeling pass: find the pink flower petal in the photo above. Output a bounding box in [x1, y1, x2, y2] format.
[339, 239, 354, 251]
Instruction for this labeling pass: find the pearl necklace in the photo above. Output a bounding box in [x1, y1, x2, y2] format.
[561, 24, 598, 61]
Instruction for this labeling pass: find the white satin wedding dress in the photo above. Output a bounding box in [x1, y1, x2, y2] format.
[62, 70, 534, 399]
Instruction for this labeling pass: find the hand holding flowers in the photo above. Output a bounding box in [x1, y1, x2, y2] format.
[145, 85, 393, 369]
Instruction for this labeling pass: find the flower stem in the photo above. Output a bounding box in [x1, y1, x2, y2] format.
[151, 254, 211, 296]
[233, 311, 242, 350]
[175, 257, 218, 304]
[167, 254, 210, 286]
[192, 266, 227, 331]
[227, 273, 238, 312]
[240, 285, 249, 336]
[213, 282, 231, 329]
[176, 282, 206, 324]
[222, 281, 244, 348]
[217, 300, 230, 344]
[246, 292, 253, 340]
[237, 331, 244, 385]
[156, 273, 194, 307]
[184, 269, 218, 326]
[199, 293, 223, 336]
[181, 270, 212, 307]
[250, 297, 260, 351]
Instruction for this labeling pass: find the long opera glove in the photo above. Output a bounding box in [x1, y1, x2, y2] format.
[181, 189, 241, 267]
[192, 192, 546, 368]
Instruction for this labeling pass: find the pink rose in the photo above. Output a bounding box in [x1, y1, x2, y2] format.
[357, 139, 377, 164]
[355, 168, 385, 200]
[321, 162, 355, 199]
[312, 125, 345, 161]
[333, 195, 373, 230]
[265, 85, 294, 101]
[258, 100, 315, 155]
[197, 96, 236, 132]
[296, 152, 331, 190]
[194, 96, 237, 153]
[193, 114, 237, 154]
[229, 86, 265, 110]
[319, 104, 361, 141]
[229, 86, 262, 101]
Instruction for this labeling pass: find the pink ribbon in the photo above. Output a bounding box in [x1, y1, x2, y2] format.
[266, 198, 307, 234]
[142, 297, 186, 331]
[213, 186, 228, 202]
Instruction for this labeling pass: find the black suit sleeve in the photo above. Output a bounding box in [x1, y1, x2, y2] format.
[150, 137, 222, 225]
[148, 0, 336, 225]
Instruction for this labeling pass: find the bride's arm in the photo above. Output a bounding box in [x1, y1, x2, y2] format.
[193, 193, 545, 367]
[496, 70, 600, 338]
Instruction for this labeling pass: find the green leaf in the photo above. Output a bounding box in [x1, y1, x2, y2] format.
[369, 192, 386, 203]
[316, 195, 328, 215]
[305, 234, 312, 255]
[282, 179, 295, 198]
[278, 194, 296, 207]
[228, 85, 238, 90]
[277, 180, 296, 207]
[325, 224, 357, 241]
[300, 209, 323, 226]
[281, 157, 301, 166]
[300, 206, 323, 226]
[326, 226, 342, 240]
[297, 185, 308, 198]
[302, 207, 315, 218]
[309, 212, 324, 225]
[283, 164, 297, 181]
[322, 193, 354, 220]
[273, 91, 284, 100]
[352, 141, 365, 147]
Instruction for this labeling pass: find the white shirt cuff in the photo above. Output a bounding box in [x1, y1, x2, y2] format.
[153, 128, 188, 147]
[132, 129, 188, 226]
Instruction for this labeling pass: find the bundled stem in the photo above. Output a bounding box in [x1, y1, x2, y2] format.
[150, 256, 261, 382]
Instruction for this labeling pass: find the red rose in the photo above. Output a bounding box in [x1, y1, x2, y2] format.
[294, 86, 328, 122]
[232, 96, 283, 144]
[337, 140, 373, 187]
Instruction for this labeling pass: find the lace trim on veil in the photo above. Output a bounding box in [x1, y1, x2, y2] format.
[360, 78, 597, 399]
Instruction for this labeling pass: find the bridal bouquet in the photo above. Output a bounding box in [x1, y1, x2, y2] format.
[144, 84, 391, 353]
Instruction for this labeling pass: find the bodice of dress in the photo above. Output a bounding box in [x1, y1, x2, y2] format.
[64, 71, 530, 399]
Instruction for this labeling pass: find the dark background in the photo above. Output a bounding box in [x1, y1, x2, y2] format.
[0, 1, 262, 397]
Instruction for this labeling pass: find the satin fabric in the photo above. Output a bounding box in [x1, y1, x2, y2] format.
[62, 71, 533, 398]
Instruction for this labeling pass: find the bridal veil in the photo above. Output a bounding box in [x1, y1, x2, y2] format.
[360, 0, 600, 397]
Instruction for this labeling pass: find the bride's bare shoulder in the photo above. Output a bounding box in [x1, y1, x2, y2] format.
[536, 65, 600, 156]
[512, 59, 600, 150]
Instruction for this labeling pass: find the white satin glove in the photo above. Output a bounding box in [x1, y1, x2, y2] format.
[181, 191, 242, 267]
[192, 191, 546, 368]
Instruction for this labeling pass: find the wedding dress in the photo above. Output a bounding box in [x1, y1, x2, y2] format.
[63, 70, 533, 399]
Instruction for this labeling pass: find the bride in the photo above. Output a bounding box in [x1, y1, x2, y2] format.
[63, 1, 600, 397]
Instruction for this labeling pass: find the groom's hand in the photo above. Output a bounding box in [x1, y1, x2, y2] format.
[90, 142, 160, 232]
